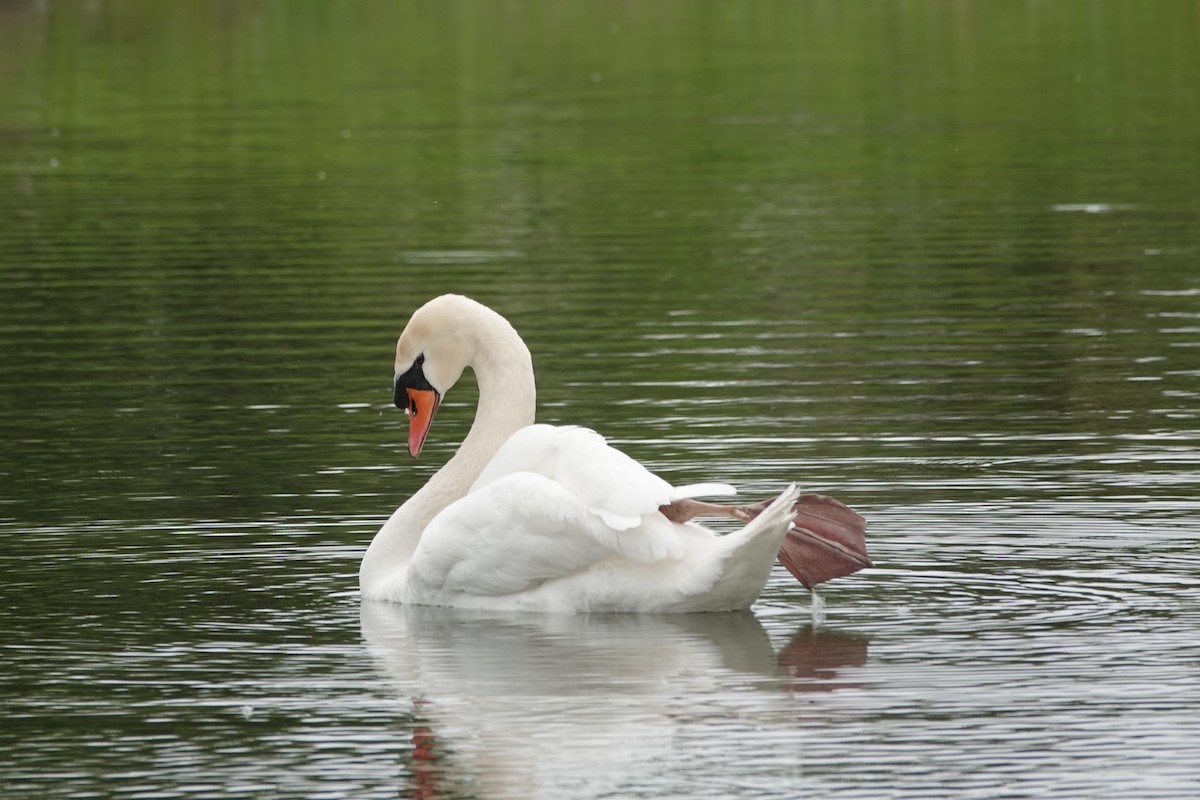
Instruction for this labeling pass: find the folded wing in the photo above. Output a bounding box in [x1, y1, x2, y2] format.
[413, 425, 727, 596]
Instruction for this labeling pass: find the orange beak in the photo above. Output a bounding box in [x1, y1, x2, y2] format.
[404, 388, 441, 457]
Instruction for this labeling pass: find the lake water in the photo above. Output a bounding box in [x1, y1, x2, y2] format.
[2, 2, 1199, 798]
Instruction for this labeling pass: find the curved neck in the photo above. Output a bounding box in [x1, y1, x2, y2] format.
[360, 314, 535, 597]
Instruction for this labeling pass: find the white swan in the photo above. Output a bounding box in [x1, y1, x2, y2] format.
[359, 294, 868, 612]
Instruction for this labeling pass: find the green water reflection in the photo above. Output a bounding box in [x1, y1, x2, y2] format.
[3, 0, 1197, 526]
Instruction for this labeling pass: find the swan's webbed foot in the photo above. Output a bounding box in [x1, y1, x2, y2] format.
[777, 493, 871, 589]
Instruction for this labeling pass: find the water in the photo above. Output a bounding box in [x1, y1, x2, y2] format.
[2, 1, 1199, 797]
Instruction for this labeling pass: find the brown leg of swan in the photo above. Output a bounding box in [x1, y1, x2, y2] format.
[658, 498, 752, 524]
[659, 492, 871, 589]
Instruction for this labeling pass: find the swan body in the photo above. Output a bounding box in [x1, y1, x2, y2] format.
[360, 294, 867, 613]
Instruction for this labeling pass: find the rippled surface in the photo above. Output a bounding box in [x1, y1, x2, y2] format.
[3, 2, 1200, 798]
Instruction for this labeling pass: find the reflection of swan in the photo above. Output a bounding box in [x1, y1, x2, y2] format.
[360, 602, 869, 799]
[778, 627, 871, 693]
[360, 294, 869, 612]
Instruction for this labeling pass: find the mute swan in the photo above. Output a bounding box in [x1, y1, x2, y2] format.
[359, 294, 869, 612]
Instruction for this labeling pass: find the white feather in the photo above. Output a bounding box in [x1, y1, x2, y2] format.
[473, 424, 676, 531]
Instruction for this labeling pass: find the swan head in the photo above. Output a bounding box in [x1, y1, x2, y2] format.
[392, 295, 481, 457]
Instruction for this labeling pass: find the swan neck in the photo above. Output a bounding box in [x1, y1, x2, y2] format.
[360, 308, 534, 598]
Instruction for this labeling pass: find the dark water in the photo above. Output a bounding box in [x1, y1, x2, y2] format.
[2, 2, 1199, 798]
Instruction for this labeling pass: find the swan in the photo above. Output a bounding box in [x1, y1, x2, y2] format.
[359, 294, 869, 612]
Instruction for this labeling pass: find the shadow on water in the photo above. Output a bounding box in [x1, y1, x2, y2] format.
[360, 602, 870, 800]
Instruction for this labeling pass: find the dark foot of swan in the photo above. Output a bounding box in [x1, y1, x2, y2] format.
[661, 492, 871, 589]
[772, 493, 871, 589]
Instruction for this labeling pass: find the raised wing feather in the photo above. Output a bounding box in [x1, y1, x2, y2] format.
[472, 425, 677, 530]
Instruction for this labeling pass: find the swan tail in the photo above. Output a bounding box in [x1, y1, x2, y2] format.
[701, 484, 800, 602]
